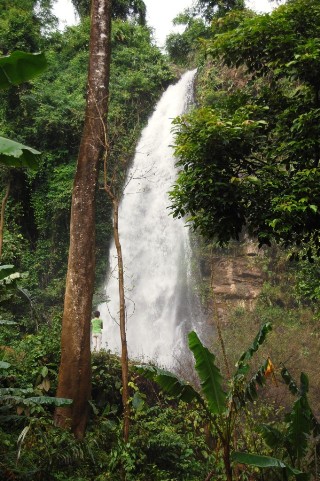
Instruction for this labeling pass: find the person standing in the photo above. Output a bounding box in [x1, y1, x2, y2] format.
[91, 310, 103, 351]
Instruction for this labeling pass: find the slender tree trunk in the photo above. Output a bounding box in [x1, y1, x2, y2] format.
[54, 0, 112, 440]
[223, 443, 233, 481]
[102, 102, 130, 442]
[0, 181, 10, 259]
[112, 198, 130, 442]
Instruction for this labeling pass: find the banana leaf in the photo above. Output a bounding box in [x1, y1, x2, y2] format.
[0, 136, 40, 169]
[235, 322, 272, 375]
[281, 368, 320, 436]
[259, 424, 284, 450]
[135, 365, 201, 403]
[188, 331, 227, 415]
[232, 452, 308, 480]
[240, 358, 269, 405]
[0, 395, 72, 407]
[286, 396, 311, 463]
[0, 51, 47, 89]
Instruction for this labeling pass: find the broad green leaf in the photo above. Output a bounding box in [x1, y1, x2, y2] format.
[20, 396, 73, 407]
[0, 387, 33, 395]
[0, 51, 47, 89]
[260, 424, 284, 450]
[0, 395, 72, 407]
[232, 451, 286, 469]
[132, 391, 145, 411]
[232, 452, 306, 478]
[135, 365, 200, 403]
[0, 320, 17, 325]
[0, 265, 16, 281]
[0, 137, 41, 170]
[188, 331, 227, 415]
[245, 175, 261, 185]
[41, 366, 49, 378]
[286, 396, 311, 463]
[309, 204, 317, 213]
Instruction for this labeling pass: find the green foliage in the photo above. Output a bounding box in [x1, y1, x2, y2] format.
[0, 343, 215, 481]
[0, 264, 17, 280]
[0, 51, 47, 89]
[138, 324, 273, 480]
[0, 0, 55, 54]
[0, 320, 317, 481]
[194, 0, 245, 21]
[188, 330, 227, 414]
[91, 350, 123, 415]
[231, 452, 306, 479]
[0, 45, 47, 334]
[0, 136, 41, 169]
[135, 365, 201, 404]
[0, 50, 46, 169]
[0, 388, 72, 412]
[295, 257, 320, 304]
[101, 395, 214, 481]
[171, 0, 320, 257]
[234, 370, 320, 480]
[170, 104, 266, 243]
[236, 321, 272, 374]
[166, 32, 192, 66]
[165, 0, 246, 65]
[165, 16, 209, 66]
[72, 0, 147, 25]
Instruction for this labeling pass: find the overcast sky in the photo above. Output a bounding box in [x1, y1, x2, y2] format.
[52, 0, 277, 47]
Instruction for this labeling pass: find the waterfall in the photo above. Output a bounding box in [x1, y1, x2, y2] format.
[99, 70, 203, 368]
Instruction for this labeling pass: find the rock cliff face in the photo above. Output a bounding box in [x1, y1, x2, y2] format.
[202, 240, 265, 325]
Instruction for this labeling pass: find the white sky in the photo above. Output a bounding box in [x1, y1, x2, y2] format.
[52, 0, 277, 47]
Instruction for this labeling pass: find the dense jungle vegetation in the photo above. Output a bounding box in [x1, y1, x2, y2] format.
[0, 0, 320, 480]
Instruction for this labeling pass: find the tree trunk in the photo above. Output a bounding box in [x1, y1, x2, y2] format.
[223, 443, 233, 481]
[0, 181, 10, 259]
[54, 0, 112, 440]
[112, 198, 130, 442]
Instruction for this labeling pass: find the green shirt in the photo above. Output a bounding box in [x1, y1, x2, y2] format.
[91, 317, 103, 334]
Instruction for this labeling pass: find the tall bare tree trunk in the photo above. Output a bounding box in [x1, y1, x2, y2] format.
[54, 0, 112, 440]
[102, 142, 130, 441]
[112, 198, 130, 442]
[0, 181, 10, 259]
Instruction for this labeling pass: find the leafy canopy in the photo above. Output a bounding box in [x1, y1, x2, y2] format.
[170, 0, 320, 257]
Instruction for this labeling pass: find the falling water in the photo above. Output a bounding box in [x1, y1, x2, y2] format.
[99, 70, 203, 368]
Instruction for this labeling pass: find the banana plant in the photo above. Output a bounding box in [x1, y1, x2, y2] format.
[233, 369, 320, 481]
[136, 322, 273, 481]
[0, 361, 72, 420]
[0, 51, 47, 169]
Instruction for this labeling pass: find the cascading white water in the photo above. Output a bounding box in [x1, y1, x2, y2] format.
[99, 70, 202, 368]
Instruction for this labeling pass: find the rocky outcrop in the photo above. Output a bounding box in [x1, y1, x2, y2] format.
[202, 240, 265, 324]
